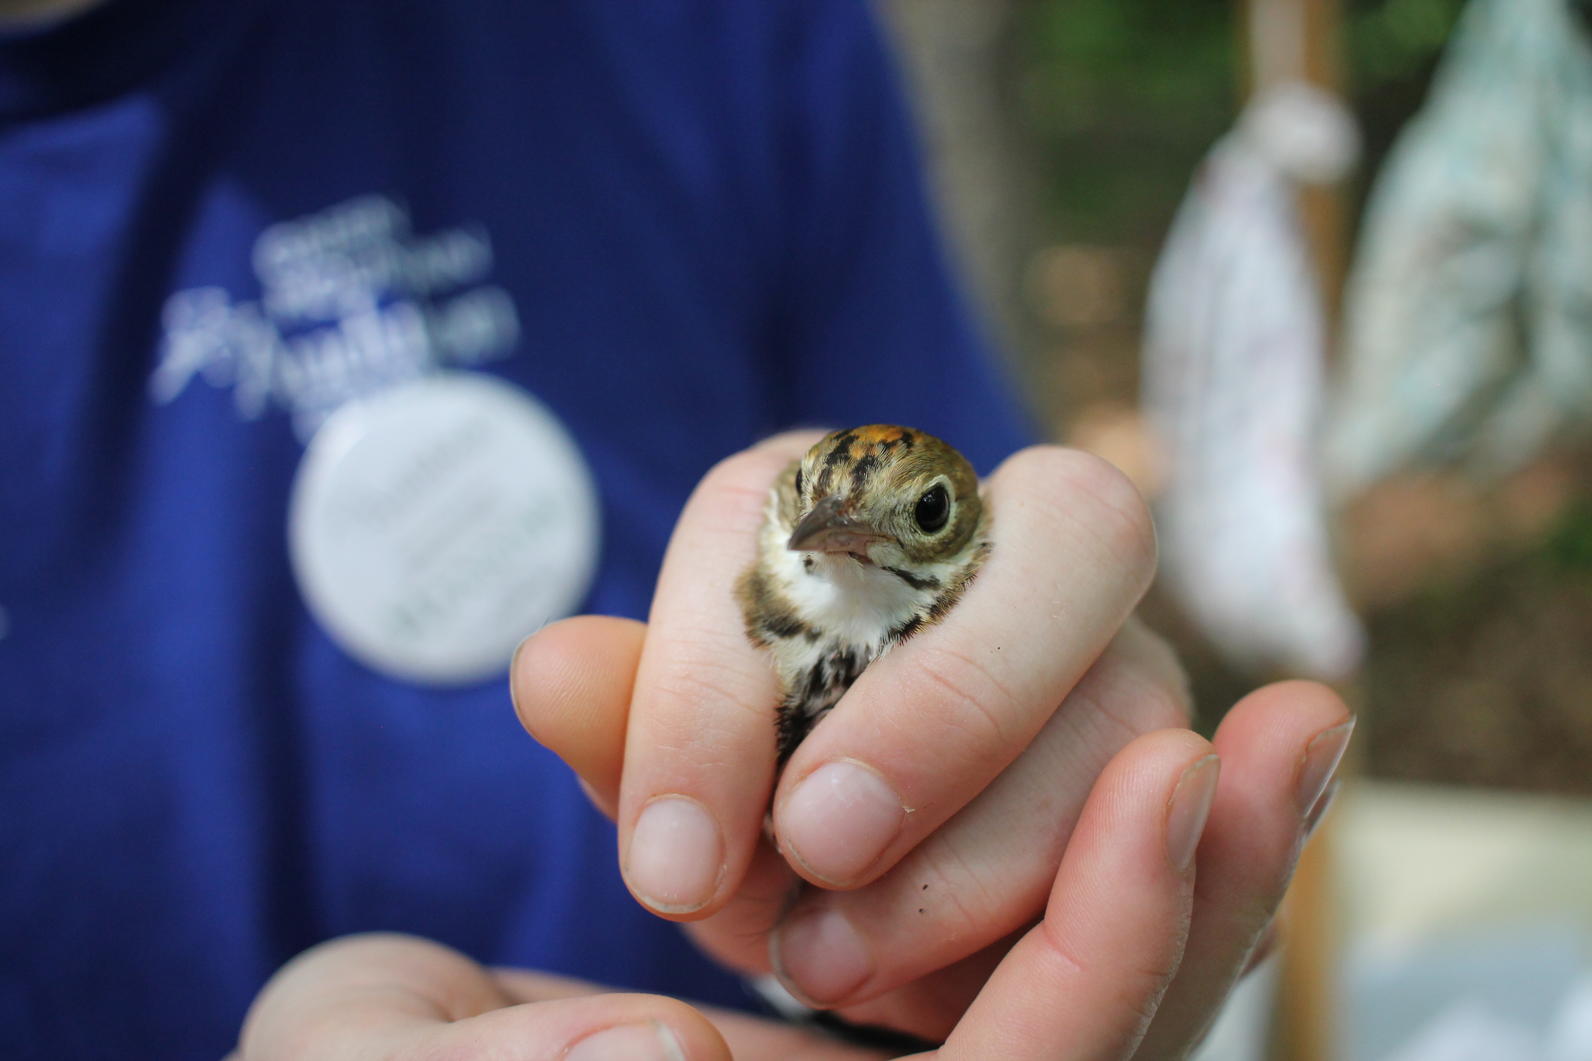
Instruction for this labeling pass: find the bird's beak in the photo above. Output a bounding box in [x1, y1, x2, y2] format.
[788, 495, 887, 554]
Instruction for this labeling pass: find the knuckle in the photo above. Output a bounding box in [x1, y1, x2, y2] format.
[699, 445, 793, 505]
[1036, 916, 1091, 980]
[1079, 677, 1188, 751]
[918, 843, 1003, 945]
[404, 1038, 485, 1061]
[647, 653, 768, 733]
[1112, 661, 1192, 734]
[680, 447, 797, 552]
[1036, 916, 1181, 1010]
[1063, 450, 1158, 573]
[1140, 680, 1193, 733]
[1137, 657, 1194, 731]
[1107, 622, 1194, 730]
[1009, 446, 1158, 575]
[1065, 632, 1193, 754]
[907, 645, 1025, 753]
[639, 630, 777, 754]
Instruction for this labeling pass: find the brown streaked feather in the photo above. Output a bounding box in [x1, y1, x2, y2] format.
[738, 427, 991, 763]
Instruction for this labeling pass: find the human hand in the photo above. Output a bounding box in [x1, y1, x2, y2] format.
[228, 932, 877, 1060]
[233, 694, 1337, 1060]
[514, 433, 1353, 1051]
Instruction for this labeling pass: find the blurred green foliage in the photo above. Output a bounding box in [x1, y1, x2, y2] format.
[1014, 0, 1237, 243]
[1350, 0, 1467, 90]
[1014, 0, 1468, 245]
[1545, 498, 1592, 572]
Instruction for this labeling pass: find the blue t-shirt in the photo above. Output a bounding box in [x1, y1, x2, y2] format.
[0, 1, 1031, 1056]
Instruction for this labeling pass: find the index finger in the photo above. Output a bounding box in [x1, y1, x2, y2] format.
[616, 431, 823, 919]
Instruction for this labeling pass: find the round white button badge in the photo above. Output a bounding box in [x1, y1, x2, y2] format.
[288, 372, 600, 685]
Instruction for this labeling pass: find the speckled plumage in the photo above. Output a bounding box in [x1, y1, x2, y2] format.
[737, 426, 990, 762]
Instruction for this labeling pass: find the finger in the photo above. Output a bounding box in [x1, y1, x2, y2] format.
[1244, 919, 1282, 975]
[678, 834, 802, 977]
[828, 929, 1020, 1043]
[934, 730, 1219, 1060]
[1132, 681, 1352, 1057]
[514, 612, 805, 979]
[494, 968, 889, 1061]
[512, 615, 647, 819]
[618, 430, 825, 919]
[238, 933, 730, 1061]
[1232, 782, 1338, 982]
[764, 622, 1190, 1009]
[772, 447, 1158, 891]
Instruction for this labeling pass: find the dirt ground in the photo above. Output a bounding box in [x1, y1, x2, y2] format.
[1342, 457, 1592, 796]
[1139, 442, 1592, 799]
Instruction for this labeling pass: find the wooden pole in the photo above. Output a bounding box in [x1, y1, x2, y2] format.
[1238, 2, 1349, 1060]
[1241, 0, 1350, 327]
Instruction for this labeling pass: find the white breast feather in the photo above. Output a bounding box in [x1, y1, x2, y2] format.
[758, 490, 960, 692]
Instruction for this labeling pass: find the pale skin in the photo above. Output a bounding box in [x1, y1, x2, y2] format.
[235, 433, 1353, 1059]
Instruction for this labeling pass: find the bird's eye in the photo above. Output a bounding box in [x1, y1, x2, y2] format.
[914, 484, 950, 533]
[794, 467, 804, 496]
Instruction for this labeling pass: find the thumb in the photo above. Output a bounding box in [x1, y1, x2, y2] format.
[512, 615, 647, 818]
[238, 933, 729, 1061]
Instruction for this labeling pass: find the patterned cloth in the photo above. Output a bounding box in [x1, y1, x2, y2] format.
[1327, 0, 1592, 495]
[1143, 85, 1364, 681]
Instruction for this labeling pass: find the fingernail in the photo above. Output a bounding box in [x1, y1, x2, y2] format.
[1295, 718, 1355, 816]
[779, 759, 905, 887]
[1245, 920, 1282, 974]
[1167, 754, 1221, 873]
[1304, 778, 1341, 838]
[566, 1021, 687, 1061]
[577, 776, 615, 819]
[508, 633, 533, 715]
[625, 796, 723, 914]
[771, 906, 873, 1007]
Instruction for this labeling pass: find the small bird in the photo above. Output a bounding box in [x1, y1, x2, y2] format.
[737, 425, 990, 763]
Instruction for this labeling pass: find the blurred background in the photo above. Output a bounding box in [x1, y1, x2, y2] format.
[874, 0, 1592, 1058]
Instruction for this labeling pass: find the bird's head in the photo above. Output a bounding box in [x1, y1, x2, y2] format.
[787, 425, 983, 569]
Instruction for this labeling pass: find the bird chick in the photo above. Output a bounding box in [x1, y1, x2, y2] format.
[736, 425, 990, 763]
